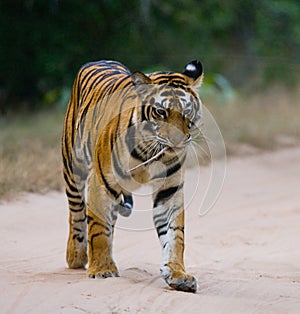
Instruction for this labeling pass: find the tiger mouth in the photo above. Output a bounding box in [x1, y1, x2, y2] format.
[156, 135, 191, 151]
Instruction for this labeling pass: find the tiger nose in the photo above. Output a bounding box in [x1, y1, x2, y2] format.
[168, 127, 190, 147]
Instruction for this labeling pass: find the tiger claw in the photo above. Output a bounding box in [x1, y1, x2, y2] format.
[89, 271, 120, 279]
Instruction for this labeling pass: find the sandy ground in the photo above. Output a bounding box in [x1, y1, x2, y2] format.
[1, 148, 300, 314]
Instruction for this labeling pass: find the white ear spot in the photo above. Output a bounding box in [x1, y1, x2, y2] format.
[186, 64, 196, 72]
[182, 60, 203, 86]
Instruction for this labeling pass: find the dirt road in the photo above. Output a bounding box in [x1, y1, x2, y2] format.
[1, 148, 300, 313]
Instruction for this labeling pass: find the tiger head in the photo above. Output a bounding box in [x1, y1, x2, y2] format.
[131, 60, 203, 154]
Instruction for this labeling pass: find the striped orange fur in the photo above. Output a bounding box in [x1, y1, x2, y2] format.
[62, 60, 203, 292]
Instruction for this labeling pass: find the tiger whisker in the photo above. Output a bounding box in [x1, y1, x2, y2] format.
[127, 146, 167, 172]
[190, 140, 210, 159]
[192, 131, 215, 146]
[191, 129, 205, 140]
[141, 140, 157, 156]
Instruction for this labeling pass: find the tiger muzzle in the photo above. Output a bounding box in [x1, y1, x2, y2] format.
[158, 127, 191, 149]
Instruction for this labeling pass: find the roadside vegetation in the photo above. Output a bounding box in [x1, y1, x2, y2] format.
[205, 86, 300, 154]
[0, 110, 63, 199]
[1, 86, 299, 200]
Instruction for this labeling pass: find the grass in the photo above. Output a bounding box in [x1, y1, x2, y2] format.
[0, 86, 300, 200]
[203, 86, 300, 155]
[0, 110, 64, 200]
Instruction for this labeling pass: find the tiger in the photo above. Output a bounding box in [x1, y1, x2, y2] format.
[62, 59, 203, 293]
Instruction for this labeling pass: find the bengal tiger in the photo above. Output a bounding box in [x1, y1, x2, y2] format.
[62, 59, 203, 293]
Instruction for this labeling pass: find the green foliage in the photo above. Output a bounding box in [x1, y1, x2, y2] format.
[0, 0, 300, 112]
[201, 74, 236, 106]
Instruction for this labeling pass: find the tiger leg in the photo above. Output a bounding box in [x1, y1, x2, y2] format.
[66, 179, 88, 269]
[153, 183, 198, 292]
[86, 172, 119, 278]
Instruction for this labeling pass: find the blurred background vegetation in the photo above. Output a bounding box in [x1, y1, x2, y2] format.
[0, 0, 300, 198]
[1, 0, 300, 109]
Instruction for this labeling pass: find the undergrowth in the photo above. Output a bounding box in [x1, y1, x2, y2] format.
[0, 86, 299, 200]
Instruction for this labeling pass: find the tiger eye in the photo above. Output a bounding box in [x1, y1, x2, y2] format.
[155, 107, 167, 119]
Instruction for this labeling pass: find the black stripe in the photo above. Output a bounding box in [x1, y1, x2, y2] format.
[79, 87, 102, 115]
[66, 187, 83, 199]
[90, 221, 110, 233]
[97, 156, 120, 200]
[130, 146, 148, 162]
[125, 126, 138, 158]
[85, 69, 106, 95]
[141, 101, 147, 121]
[110, 117, 130, 180]
[67, 188, 84, 198]
[81, 67, 101, 91]
[154, 205, 181, 228]
[72, 234, 85, 242]
[112, 148, 130, 180]
[79, 103, 90, 123]
[63, 173, 79, 193]
[87, 215, 93, 224]
[152, 159, 183, 179]
[156, 222, 168, 237]
[70, 208, 85, 213]
[90, 233, 100, 252]
[64, 165, 86, 188]
[170, 225, 184, 233]
[155, 211, 184, 237]
[73, 216, 86, 223]
[167, 82, 185, 88]
[110, 76, 131, 93]
[146, 104, 152, 120]
[114, 99, 133, 148]
[110, 131, 115, 151]
[153, 206, 170, 224]
[154, 183, 183, 207]
[166, 161, 182, 177]
[70, 110, 76, 146]
[68, 198, 85, 208]
[85, 72, 108, 97]
[160, 90, 173, 96]
[62, 153, 71, 175]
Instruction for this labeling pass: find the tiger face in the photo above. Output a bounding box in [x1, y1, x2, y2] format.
[131, 60, 203, 157]
[147, 87, 201, 150]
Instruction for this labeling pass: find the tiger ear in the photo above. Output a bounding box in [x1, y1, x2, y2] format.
[131, 71, 153, 85]
[182, 60, 204, 88]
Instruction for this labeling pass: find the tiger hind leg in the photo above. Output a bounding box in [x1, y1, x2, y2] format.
[66, 187, 88, 269]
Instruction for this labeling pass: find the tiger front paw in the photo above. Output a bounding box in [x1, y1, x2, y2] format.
[161, 265, 198, 293]
[88, 261, 119, 279]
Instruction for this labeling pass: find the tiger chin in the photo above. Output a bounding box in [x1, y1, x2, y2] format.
[62, 59, 204, 293]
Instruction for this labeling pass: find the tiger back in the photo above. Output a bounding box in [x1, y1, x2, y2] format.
[62, 59, 203, 293]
